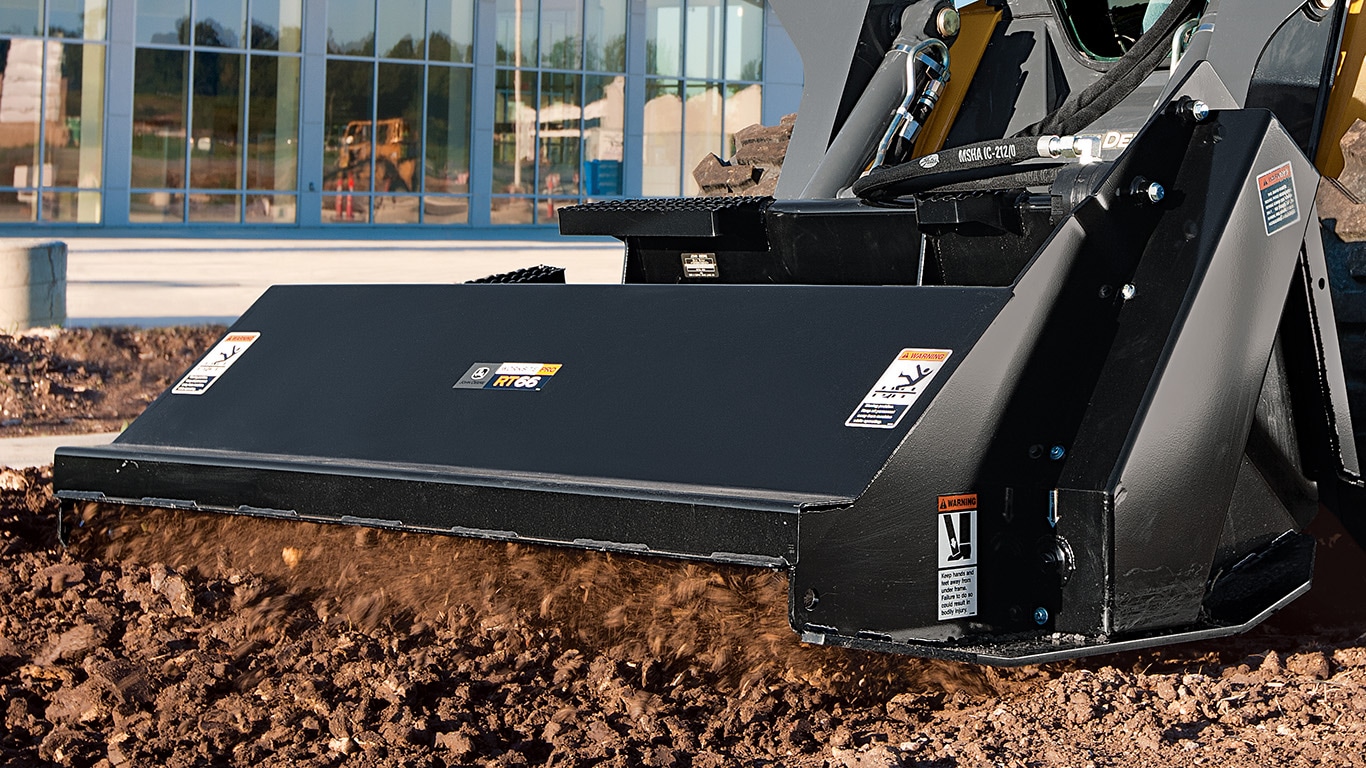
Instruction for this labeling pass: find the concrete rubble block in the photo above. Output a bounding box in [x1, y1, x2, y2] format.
[1339, 119, 1366, 203]
[0, 240, 66, 330]
[692, 114, 796, 198]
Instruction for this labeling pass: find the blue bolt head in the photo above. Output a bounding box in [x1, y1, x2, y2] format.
[1049, 445, 1066, 461]
[1033, 607, 1050, 625]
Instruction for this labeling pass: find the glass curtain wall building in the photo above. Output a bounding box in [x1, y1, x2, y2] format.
[0, 0, 799, 232]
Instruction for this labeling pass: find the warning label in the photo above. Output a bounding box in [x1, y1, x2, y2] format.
[453, 362, 563, 391]
[171, 332, 260, 396]
[845, 348, 952, 429]
[938, 567, 978, 620]
[1257, 161, 1299, 236]
[936, 493, 978, 620]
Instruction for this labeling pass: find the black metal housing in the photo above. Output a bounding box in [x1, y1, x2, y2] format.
[52, 0, 1366, 663]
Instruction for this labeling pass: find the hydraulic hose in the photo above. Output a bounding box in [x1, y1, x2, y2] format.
[1017, 0, 1201, 137]
[854, 135, 1054, 199]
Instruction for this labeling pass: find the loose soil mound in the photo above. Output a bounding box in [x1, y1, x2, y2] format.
[4, 329, 1366, 767]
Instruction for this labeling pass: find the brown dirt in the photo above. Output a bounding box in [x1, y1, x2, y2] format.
[0, 327, 227, 437]
[5, 329, 1366, 767]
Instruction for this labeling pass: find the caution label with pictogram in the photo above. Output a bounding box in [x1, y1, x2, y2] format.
[936, 492, 978, 620]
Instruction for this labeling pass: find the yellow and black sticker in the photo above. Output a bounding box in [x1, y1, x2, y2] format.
[453, 362, 562, 391]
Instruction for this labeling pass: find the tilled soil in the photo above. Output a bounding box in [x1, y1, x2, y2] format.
[0, 327, 226, 437]
[4, 329, 1366, 767]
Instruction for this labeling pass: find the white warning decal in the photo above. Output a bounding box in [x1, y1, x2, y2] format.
[937, 493, 978, 621]
[1257, 161, 1299, 236]
[845, 348, 952, 429]
[172, 332, 261, 396]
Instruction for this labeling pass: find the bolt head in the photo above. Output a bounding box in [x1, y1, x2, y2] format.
[1028, 444, 1044, 460]
[1190, 100, 1210, 122]
[1312, 0, 1336, 10]
[1120, 284, 1137, 301]
[936, 7, 961, 37]
[803, 588, 819, 610]
[1049, 445, 1066, 461]
[1145, 182, 1166, 203]
[1033, 607, 1050, 625]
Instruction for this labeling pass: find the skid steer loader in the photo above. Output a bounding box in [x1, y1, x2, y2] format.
[54, 0, 1366, 664]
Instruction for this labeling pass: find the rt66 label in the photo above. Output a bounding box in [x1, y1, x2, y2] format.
[453, 362, 562, 391]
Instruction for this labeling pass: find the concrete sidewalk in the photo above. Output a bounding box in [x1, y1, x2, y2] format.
[64, 237, 625, 327]
[3, 432, 120, 469]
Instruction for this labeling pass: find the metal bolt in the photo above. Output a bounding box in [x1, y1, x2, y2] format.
[1120, 284, 1137, 301]
[936, 6, 961, 37]
[1028, 444, 1044, 460]
[1049, 445, 1066, 461]
[1179, 98, 1210, 123]
[803, 588, 819, 610]
[1098, 285, 1113, 299]
[1128, 176, 1165, 204]
[1033, 607, 1050, 625]
[1312, 0, 1336, 11]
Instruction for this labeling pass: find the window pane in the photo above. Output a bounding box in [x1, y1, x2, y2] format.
[540, 0, 580, 68]
[495, 0, 535, 66]
[724, 81, 760, 154]
[137, 0, 189, 45]
[0, 38, 44, 219]
[247, 54, 299, 190]
[539, 72, 580, 197]
[376, 0, 423, 58]
[421, 194, 466, 223]
[583, 74, 622, 195]
[425, 64, 470, 193]
[50, 0, 108, 40]
[188, 193, 239, 222]
[327, 0, 374, 55]
[490, 195, 532, 223]
[197, 0, 244, 47]
[375, 62, 421, 192]
[0, 0, 41, 35]
[132, 47, 187, 188]
[246, 192, 294, 222]
[190, 51, 242, 189]
[645, 0, 680, 77]
[584, 0, 624, 72]
[325, 59, 372, 194]
[725, 0, 761, 80]
[427, 0, 473, 63]
[324, 193, 369, 222]
[40, 190, 100, 222]
[641, 79, 680, 195]
[685, 0, 721, 80]
[493, 68, 534, 194]
[49, 42, 104, 189]
[130, 190, 182, 221]
[374, 193, 418, 222]
[683, 81, 722, 195]
[251, 0, 302, 52]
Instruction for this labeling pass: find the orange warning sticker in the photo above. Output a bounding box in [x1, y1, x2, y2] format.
[937, 493, 977, 512]
[898, 349, 952, 362]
